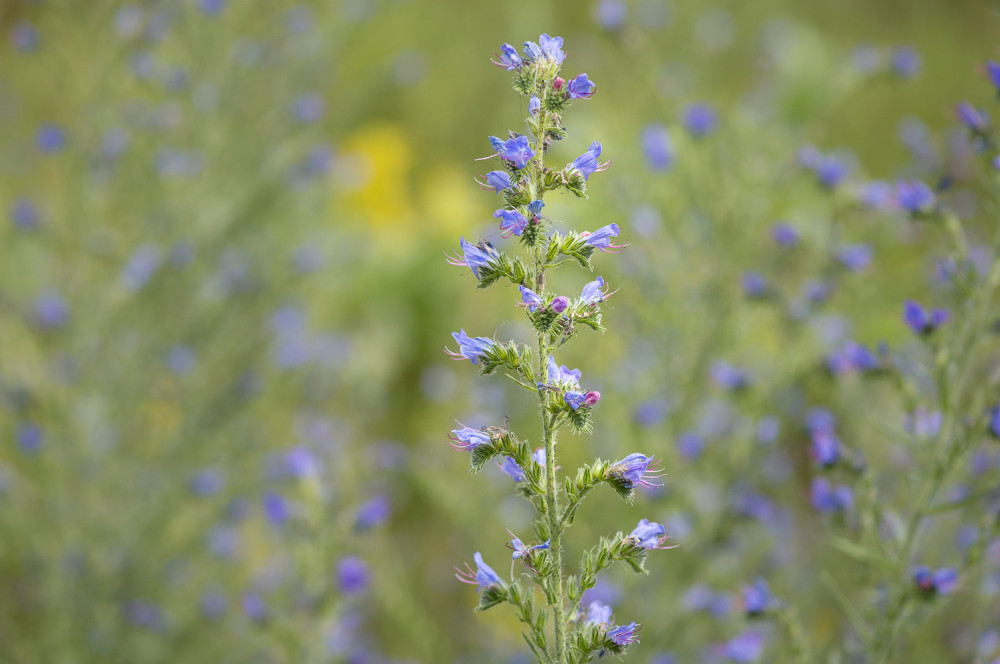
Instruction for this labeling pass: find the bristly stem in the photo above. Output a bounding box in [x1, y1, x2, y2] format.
[533, 104, 568, 664]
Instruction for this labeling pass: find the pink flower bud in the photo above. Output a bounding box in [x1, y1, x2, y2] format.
[551, 296, 569, 313]
[582, 391, 601, 407]
[553, 77, 565, 91]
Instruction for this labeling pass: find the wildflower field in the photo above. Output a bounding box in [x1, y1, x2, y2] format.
[2, 1, 1000, 663]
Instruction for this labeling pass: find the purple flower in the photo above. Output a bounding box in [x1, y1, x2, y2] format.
[495, 134, 534, 169]
[814, 155, 850, 188]
[987, 60, 1000, 92]
[478, 170, 513, 193]
[581, 223, 625, 252]
[446, 329, 494, 364]
[891, 46, 921, 78]
[628, 518, 674, 549]
[519, 285, 544, 312]
[894, 180, 935, 214]
[120, 244, 163, 291]
[566, 73, 596, 99]
[551, 296, 569, 313]
[683, 103, 718, 137]
[495, 208, 529, 237]
[285, 446, 320, 479]
[722, 631, 764, 662]
[537, 33, 566, 64]
[837, 244, 872, 272]
[508, 531, 550, 561]
[810, 430, 840, 467]
[607, 622, 640, 646]
[337, 557, 369, 594]
[449, 427, 491, 451]
[607, 453, 664, 490]
[990, 406, 1000, 439]
[570, 141, 610, 180]
[903, 300, 948, 335]
[354, 495, 390, 530]
[580, 276, 614, 304]
[37, 124, 66, 153]
[859, 181, 894, 209]
[242, 593, 267, 622]
[811, 478, 853, 513]
[455, 552, 503, 592]
[263, 492, 290, 527]
[585, 600, 613, 625]
[547, 355, 582, 388]
[11, 22, 40, 52]
[593, 0, 627, 29]
[33, 289, 69, 329]
[771, 223, 798, 247]
[491, 43, 523, 70]
[564, 390, 600, 410]
[528, 96, 540, 115]
[956, 102, 990, 133]
[903, 408, 943, 439]
[710, 361, 751, 390]
[11, 198, 39, 230]
[190, 468, 224, 495]
[445, 237, 498, 280]
[498, 455, 525, 481]
[913, 566, 958, 596]
[17, 423, 42, 454]
[742, 578, 771, 616]
[292, 93, 325, 123]
[676, 431, 704, 459]
[641, 125, 674, 171]
[741, 272, 768, 298]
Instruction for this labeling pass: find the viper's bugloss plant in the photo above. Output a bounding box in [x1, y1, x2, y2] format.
[444, 34, 672, 663]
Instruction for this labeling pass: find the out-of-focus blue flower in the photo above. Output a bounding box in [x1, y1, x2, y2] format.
[495, 208, 529, 237]
[37, 124, 66, 153]
[491, 43, 523, 70]
[190, 468, 224, 496]
[337, 557, 369, 594]
[891, 46, 921, 78]
[893, 180, 935, 215]
[806, 407, 836, 433]
[17, 423, 42, 454]
[607, 622, 640, 646]
[742, 578, 771, 616]
[263, 492, 290, 527]
[593, 0, 626, 29]
[810, 430, 840, 467]
[120, 244, 163, 291]
[528, 96, 541, 116]
[479, 171, 513, 193]
[285, 446, 320, 479]
[445, 237, 498, 280]
[199, 0, 227, 15]
[566, 73, 596, 99]
[757, 417, 780, 443]
[519, 285, 544, 312]
[683, 103, 718, 137]
[33, 289, 69, 329]
[242, 593, 267, 622]
[582, 223, 625, 252]
[957, 102, 990, 133]
[903, 300, 948, 335]
[987, 60, 1000, 92]
[355, 494, 390, 530]
[11, 198, 40, 230]
[722, 631, 764, 662]
[207, 525, 239, 558]
[449, 427, 491, 451]
[200, 589, 228, 620]
[741, 272, 768, 298]
[455, 551, 503, 592]
[166, 345, 197, 374]
[580, 276, 613, 304]
[585, 600, 613, 625]
[642, 125, 674, 171]
[11, 22, 39, 51]
[859, 180, 894, 210]
[628, 518, 674, 549]
[608, 453, 664, 489]
[904, 408, 943, 439]
[837, 244, 872, 272]
[498, 455, 525, 481]
[771, 223, 798, 247]
[564, 390, 600, 410]
[913, 565, 958, 596]
[676, 431, 704, 459]
[811, 478, 853, 512]
[826, 341, 879, 375]
[683, 584, 730, 616]
[570, 141, 609, 180]
[710, 361, 751, 390]
[292, 94, 325, 123]
[447, 329, 494, 364]
[989, 406, 1000, 439]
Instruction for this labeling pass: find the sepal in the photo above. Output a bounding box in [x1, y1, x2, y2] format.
[479, 340, 533, 378]
[477, 583, 508, 611]
[476, 252, 531, 289]
[560, 167, 587, 198]
[546, 232, 596, 269]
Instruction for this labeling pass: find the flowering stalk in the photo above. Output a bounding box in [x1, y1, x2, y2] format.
[445, 35, 669, 664]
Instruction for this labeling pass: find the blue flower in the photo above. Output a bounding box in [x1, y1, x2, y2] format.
[491, 43, 523, 70]
[593, 0, 627, 29]
[547, 355, 582, 388]
[478, 170, 513, 193]
[956, 102, 990, 133]
[988, 60, 1000, 92]
[17, 423, 42, 454]
[494, 208, 529, 237]
[564, 390, 600, 410]
[508, 531, 550, 562]
[445, 237, 498, 280]
[337, 557, 369, 594]
[913, 565, 958, 596]
[837, 244, 872, 271]
[199, 0, 227, 15]
[496, 134, 534, 169]
[891, 46, 921, 78]
[189, 468, 224, 495]
[551, 296, 569, 313]
[292, 93, 325, 123]
[33, 289, 69, 329]
[522, 40, 543, 62]
[11, 22, 40, 52]
[570, 141, 610, 180]
[903, 300, 948, 335]
[894, 180, 935, 214]
[742, 578, 771, 616]
[722, 631, 764, 662]
[582, 223, 625, 252]
[585, 600, 613, 625]
[11, 198, 40, 230]
[498, 455, 526, 481]
[519, 285, 544, 312]
[527, 199, 545, 216]
[355, 495, 390, 530]
[263, 492, 290, 527]
[628, 518, 673, 549]
[37, 124, 66, 153]
[742, 272, 768, 298]
[683, 103, 718, 137]
[990, 406, 1000, 439]
[120, 244, 163, 291]
[771, 223, 798, 247]
[538, 33, 566, 63]
[566, 73, 596, 99]
[242, 593, 267, 622]
[528, 96, 540, 115]
[449, 427, 491, 451]
[710, 361, 751, 390]
[810, 430, 840, 467]
[446, 329, 494, 364]
[903, 408, 943, 439]
[456, 552, 503, 592]
[607, 622, 640, 646]
[607, 453, 664, 489]
[580, 276, 613, 304]
[811, 478, 853, 512]
[641, 125, 673, 171]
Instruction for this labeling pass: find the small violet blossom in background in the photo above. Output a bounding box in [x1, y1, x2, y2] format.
[903, 300, 948, 335]
[682, 103, 717, 137]
[912, 566, 958, 596]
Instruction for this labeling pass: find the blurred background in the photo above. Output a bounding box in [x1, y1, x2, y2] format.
[1, 0, 999, 662]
